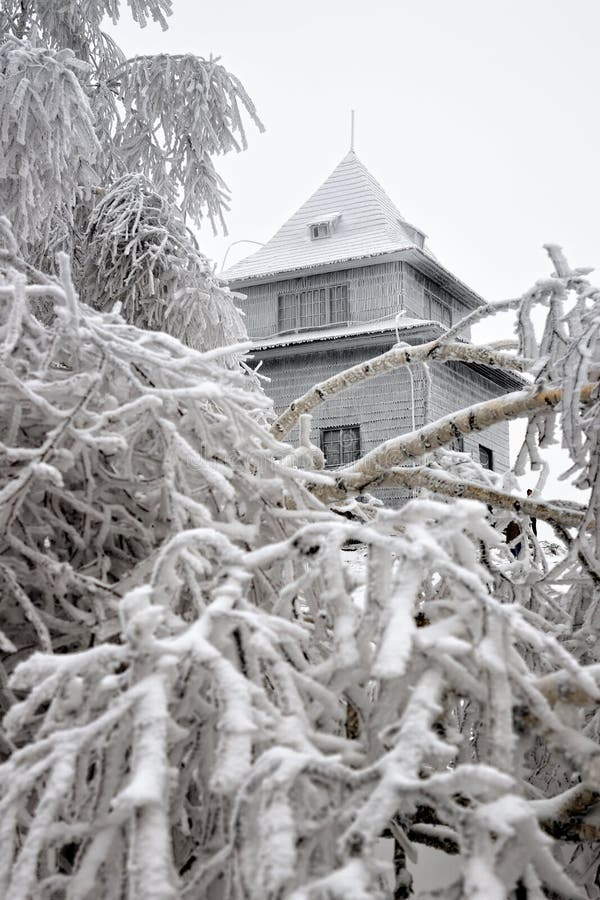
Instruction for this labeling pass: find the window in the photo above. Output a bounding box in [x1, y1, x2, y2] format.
[321, 426, 361, 468]
[426, 290, 452, 327]
[277, 284, 349, 333]
[479, 444, 494, 470]
[449, 436, 464, 452]
[308, 213, 340, 240]
[310, 222, 330, 240]
[277, 292, 300, 333]
[329, 284, 348, 324]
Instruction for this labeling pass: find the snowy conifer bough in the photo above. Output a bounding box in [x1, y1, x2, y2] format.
[3, 4, 600, 900]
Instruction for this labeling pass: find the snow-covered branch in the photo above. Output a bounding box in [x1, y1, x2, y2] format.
[271, 338, 529, 440]
[0, 4, 264, 277]
[2, 0, 600, 890]
[312, 381, 598, 504]
[84, 174, 246, 349]
[1, 1, 172, 67]
[313, 463, 584, 531]
[112, 53, 264, 230]
[3, 254, 599, 896]
[0, 39, 99, 251]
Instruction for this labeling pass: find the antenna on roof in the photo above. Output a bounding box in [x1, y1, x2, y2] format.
[350, 109, 355, 152]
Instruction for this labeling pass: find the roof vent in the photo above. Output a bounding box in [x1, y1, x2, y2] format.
[309, 212, 341, 241]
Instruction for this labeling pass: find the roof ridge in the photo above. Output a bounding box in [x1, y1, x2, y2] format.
[344, 152, 406, 222]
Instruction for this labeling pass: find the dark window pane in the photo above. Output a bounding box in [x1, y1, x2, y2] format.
[310, 222, 330, 240]
[316, 291, 327, 326]
[479, 445, 493, 470]
[299, 292, 307, 325]
[321, 426, 360, 468]
[341, 427, 360, 464]
[278, 294, 296, 332]
[279, 283, 349, 332]
[329, 283, 349, 323]
[322, 430, 341, 467]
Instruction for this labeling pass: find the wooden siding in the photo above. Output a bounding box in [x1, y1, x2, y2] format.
[256, 340, 508, 504]
[261, 344, 422, 452]
[237, 261, 471, 340]
[428, 361, 510, 472]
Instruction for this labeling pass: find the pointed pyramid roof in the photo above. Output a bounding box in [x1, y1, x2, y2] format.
[223, 151, 429, 284]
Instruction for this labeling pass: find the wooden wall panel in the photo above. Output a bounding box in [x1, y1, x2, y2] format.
[236, 262, 471, 339]
[427, 361, 510, 472]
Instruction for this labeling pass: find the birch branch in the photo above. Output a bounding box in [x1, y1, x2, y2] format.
[432, 256, 583, 343]
[312, 465, 584, 529]
[271, 258, 588, 443]
[439, 296, 522, 342]
[311, 382, 598, 502]
[271, 340, 529, 440]
[532, 784, 600, 843]
[535, 666, 600, 707]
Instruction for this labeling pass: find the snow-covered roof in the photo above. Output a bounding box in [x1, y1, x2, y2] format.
[251, 317, 440, 351]
[250, 317, 527, 391]
[222, 151, 429, 284]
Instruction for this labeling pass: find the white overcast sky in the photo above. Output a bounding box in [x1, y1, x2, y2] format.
[110, 0, 600, 512]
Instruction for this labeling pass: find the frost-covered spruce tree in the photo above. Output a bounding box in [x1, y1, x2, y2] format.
[0, 0, 262, 347]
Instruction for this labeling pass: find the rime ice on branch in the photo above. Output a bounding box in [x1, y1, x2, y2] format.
[3, 1, 600, 897]
[0, 39, 99, 250]
[1, 245, 600, 897]
[110, 53, 264, 232]
[84, 174, 246, 350]
[0, 1, 263, 348]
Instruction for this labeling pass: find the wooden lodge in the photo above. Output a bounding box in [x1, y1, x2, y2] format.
[223, 151, 519, 501]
